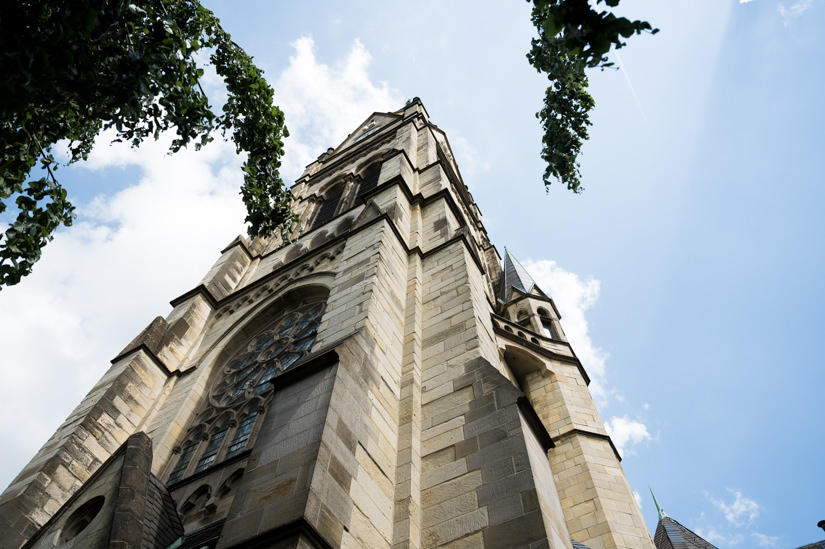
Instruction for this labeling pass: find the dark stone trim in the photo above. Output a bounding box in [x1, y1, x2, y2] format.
[220, 235, 253, 260]
[405, 96, 430, 119]
[492, 322, 591, 386]
[170, 283, 219, 309]
[552, 428, 622, 463]
[493, 313, 571, 350]
[504, 291, 563, 321]
[110, 344, 181, 379]
[431, 128, 480, 223]
[517, 397, 555, 451]
[272, 348, 339, 389]
[223, 518, 333, 549]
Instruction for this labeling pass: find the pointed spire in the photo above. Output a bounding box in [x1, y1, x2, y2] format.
[503, 248, 536, 302]
[650, 487, 669, 521]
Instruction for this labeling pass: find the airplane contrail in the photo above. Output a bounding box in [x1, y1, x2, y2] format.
[615, 49, 649, 127]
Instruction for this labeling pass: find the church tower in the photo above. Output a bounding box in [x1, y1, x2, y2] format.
[0, 99, 653, 549]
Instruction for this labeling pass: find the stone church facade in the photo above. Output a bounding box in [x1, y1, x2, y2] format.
[0, 99, 653, 549]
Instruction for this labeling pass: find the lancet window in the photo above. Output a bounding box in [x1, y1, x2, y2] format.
[166, 298, 326, 484]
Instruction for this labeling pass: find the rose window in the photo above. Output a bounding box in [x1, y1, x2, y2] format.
[209, 301, 325, 409]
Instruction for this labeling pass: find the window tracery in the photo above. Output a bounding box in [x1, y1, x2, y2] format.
[167, 299, 326, 484]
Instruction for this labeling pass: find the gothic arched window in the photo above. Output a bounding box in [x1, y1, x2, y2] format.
[166, 299, 326, 484]
[310, 185, 344, 231]
[356, 163, 381, 201]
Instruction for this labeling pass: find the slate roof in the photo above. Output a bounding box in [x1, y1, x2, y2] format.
[794, 541, 825, 549]
[654, 517, 719, 549]
[143, 474, 185, 549]
[571, 540, 592, 549]
[502, 248, 537, 302]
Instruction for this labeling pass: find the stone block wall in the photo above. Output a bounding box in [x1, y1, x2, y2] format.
[0, 350, 172, 549]
[2, 99, 655, 549]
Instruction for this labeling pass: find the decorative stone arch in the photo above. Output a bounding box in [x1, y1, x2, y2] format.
[309, 229, 329, 250]
[502, 344, 552, 389]
[165, 281, 332, 486]
[282, 241, 306, 264]
[216, 468, 245, 500]
[179, 483, 212, 517]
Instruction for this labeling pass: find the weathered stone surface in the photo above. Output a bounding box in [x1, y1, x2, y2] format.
[4, 100, 653, 549]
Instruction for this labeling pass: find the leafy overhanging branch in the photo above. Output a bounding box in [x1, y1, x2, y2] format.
[0, 0, 295, 288]
[527, 0, 657, 193]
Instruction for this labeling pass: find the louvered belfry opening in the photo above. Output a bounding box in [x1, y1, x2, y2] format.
[310, 187, 343, 231]
[356, 164, 380, 201]
[310, 163, 380, 232]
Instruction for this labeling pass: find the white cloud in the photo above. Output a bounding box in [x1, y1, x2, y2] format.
[752, 532, 780, 547]
[696, 528, 745, 547]
[449, 135, 491, 184]
[707, 489, 762, 526]
[0, 37, 403, 493]
[523, 259, 652, 456]
[778, 0, 813, 24]
[633, 490, 643, 510]
[739, 0, 755, 4]
[695, 490, 778, 549]
[275, 36, 404, 181]
[0, 134, 248, 489]
[522, 259, 610, 404]
[605, 415, 651, 457]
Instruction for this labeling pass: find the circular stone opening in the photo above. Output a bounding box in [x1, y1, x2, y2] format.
[59, 496, 105, 544]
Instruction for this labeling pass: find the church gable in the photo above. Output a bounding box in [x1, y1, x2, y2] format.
[335, 112, 402, 153]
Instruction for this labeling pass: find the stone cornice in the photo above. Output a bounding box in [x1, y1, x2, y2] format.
[552, 428, 623, 463]
[503, 291, 563, 322]
[169, 283, 219, 309]
[492, 319, 590, 386]
[219, 235, 253, 260]
[109, 345, 182, 379]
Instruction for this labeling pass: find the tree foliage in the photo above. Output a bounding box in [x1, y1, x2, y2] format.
[527, 0, 657, 193]
[0, 0, 294, 288]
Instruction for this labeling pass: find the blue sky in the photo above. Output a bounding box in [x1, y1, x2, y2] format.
[1, 1, 823, 546]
